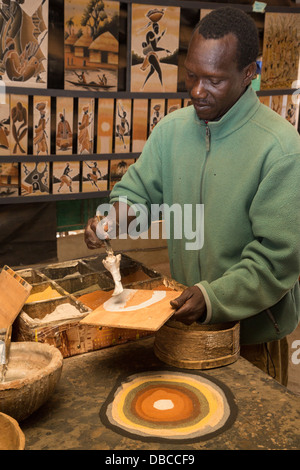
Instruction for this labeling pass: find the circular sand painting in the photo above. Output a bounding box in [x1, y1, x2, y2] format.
[100, 370, 238, 443]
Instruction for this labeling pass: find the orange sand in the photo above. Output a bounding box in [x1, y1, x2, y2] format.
[26, 286, 63, 303]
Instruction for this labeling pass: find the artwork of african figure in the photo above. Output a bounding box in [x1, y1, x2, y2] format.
[10, 94, 28, 155]
[56, 97, 73, 154]
[82, 160, 108, 192]
[100, 370, 238, 443]
[52, 161, 80, 194]
[78, 98, 94, 154]
[131, 5, 180, 92]
[33, 96, 50, 156]
[0, 0, 48, 87]
[115, 99, 131, 152]
[0, 94, 10, 155]
[260, 13, 300, 90]
[21, 162, 49, 195]
[149, 99, 165, 134]
[64, 0, 120, 92]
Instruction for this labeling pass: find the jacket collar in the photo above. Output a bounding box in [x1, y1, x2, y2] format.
[195, 85, 260, 140]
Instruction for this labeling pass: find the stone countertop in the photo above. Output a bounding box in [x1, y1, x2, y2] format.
[21, 337, 300, 451]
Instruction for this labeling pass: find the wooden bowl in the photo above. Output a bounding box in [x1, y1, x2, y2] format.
[0, 342, 63, 422]
[154, 320, 240, 369]
[0, 412, 25, 450]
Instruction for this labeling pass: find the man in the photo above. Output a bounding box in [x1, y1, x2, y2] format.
[85, 8, 300, 385]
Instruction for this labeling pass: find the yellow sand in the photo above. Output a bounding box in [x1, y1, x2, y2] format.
[26, 286, 63, 303]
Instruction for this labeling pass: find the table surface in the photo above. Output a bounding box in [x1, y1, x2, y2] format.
[21, 337, 300, 451]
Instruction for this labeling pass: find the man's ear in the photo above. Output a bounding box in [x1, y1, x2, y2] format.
[243, 61, 258, 86]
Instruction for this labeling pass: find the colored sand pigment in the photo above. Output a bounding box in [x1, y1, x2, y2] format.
[26, 286, 63, 303]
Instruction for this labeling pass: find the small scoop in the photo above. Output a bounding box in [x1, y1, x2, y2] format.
[96, 215, 124, 297]
[102, 249, 124, 297]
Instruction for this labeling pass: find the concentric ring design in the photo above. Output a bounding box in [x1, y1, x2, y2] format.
[100, 370, 237, 443]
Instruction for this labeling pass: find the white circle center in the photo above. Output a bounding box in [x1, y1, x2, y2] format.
[153, 399, 174, 411]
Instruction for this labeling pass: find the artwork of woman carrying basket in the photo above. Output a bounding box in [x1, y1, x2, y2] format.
[140, 9, 171, 89]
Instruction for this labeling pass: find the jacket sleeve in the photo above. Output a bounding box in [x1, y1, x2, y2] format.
[197, 153, 300, 324]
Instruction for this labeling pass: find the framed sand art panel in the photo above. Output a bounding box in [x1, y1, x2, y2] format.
[260, 13, 300, 90]
[131, 4, 180, 92]
[0, 0, 48, 88]
[64, 0, 120, 92]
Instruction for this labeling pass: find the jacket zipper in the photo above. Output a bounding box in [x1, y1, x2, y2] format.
[200, 121, 210, 204]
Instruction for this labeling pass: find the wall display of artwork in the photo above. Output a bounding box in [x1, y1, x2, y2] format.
[53, 161, 80, 194]
[10, 95, 29, 156]
[33, 95, 51, 156]
[0, 163, 19, 197]
[0, 0, 49, 88]
[56, 97, 74, 155]
[21, 162, 49, 196]
[97, 98, 114, 154]
[131, 4, 181, 92]
[115, 99, 132, 152]
[77, 97, 95, 155]
[260, 13, 300, 90]
[0, 2, 298, 203]
[132, 99, 148, 152]
[64, 0, 120, 92]
[82, 160, 109, 192]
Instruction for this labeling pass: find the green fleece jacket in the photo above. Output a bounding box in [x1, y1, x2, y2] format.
[110, 86, 300, 345]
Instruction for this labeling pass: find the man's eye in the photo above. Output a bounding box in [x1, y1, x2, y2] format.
[186, 71, 195, 79]
[210, 79, 222, 85]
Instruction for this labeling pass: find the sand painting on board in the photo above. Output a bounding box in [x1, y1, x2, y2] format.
[0, 0, 48, 88]
[131, 4, 180, 92]
[115, 99, 131, 153]
[21, 162, 49, 196]
[82, 160, 108, 192]
[149, 99, 165, 134]
[132, 99, 148, 153]
[109, 159, 135, 190]
[10, 95, 28, 156]
[33, 95, 51, 156]
[100, 369, 238, 443]
[260, 13, 300, 90]
[259, 94, 299, 129]
[64, 0, 120, 92]
[56, 97, 74, 155]
[78, 98, 95, 155]
[97, 98, 114, 154]
[0, 94, 10, 155]
[0, 163, 19, 197]
[53, 161, 80, 194]
[167, 99, 182, 115]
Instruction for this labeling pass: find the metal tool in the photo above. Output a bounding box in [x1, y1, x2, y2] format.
[0, 325, 12, 382]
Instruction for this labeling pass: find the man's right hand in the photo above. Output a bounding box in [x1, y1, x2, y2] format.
[84, 217, 105, 250]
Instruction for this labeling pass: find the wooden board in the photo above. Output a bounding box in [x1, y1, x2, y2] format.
[0, 266, 32, 328]
[80, 288, 181, 331]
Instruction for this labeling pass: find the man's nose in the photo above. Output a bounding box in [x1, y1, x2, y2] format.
[190, 80, 208, 99]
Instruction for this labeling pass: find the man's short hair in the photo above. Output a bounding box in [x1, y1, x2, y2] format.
[195, 7, 259, 70]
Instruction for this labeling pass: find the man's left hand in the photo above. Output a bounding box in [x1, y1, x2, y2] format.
[170, 286, 206, 325]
